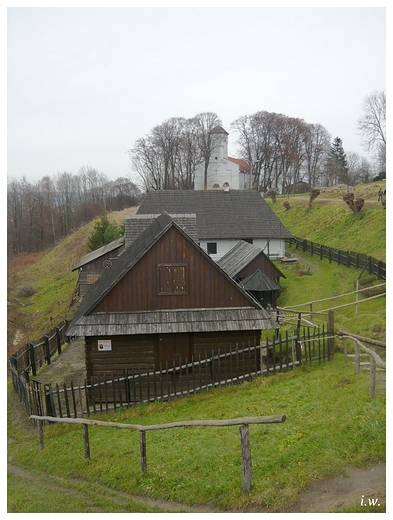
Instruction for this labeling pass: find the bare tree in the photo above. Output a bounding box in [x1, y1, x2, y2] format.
[358, 90, 386, 151]
[194, 112, 222, 190]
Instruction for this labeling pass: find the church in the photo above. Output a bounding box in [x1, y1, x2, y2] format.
[194, 126, 253, 190]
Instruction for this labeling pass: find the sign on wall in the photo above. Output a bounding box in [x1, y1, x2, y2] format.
[98, 339, 112, 352]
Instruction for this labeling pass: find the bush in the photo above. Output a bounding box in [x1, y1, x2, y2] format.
[17, 285, 37, 298]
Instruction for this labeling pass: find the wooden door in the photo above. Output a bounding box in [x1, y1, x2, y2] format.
[155, 333, 192, 370]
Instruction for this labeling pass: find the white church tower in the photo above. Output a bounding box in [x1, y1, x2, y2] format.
[194, 126, 251, 190]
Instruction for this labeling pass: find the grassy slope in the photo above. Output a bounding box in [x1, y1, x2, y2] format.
[267, 194, 386, 262]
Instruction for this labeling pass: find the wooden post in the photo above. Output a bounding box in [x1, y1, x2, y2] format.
[29, 342, 37, 376]
[354, 343, 360, 375]
[44, 335, 51, 365]
[140, 430, 147, 475]
[355, 279, 359, 316]
[369, 356, 376, 399]
[55, 327, 62, 355]
[83, 424, 90, 460]
[328, 310, 335, 361]
[38, 420, 44, 450]
[240, 424, 252, 493]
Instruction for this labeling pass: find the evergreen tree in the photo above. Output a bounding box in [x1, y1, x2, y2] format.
[326, 137, 349, 185]
[86, 213, 123, 252]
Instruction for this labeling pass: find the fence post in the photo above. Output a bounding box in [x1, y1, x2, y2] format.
[140, 430, 147, 475]
[369, 356, 376, 399]
[44, 335, 51, 365]
[55, 327, 62, 355]
[29, 342, 37, 376]
[83, 424, 90, 460]
[240, 424, 252, 493]
[38, 420, 44, 450]
[328, 311, 335, 361]
[354, 343, 360, 375]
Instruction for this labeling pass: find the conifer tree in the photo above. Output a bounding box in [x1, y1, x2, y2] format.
[326, 137, 349, 185]
[86, 213, 123, 252]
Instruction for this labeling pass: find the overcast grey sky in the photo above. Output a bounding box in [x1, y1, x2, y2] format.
[7, 5, 386, 184]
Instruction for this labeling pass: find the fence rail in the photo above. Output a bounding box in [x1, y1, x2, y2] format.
[12, 325, 331, 419]
[286, 238, 386, 280]
[30, 413, 286, 494]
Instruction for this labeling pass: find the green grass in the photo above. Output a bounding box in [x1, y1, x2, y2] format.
[271, 248, 385, 343]
[8, 353, 385, 513]
[268, 198, 386, 261]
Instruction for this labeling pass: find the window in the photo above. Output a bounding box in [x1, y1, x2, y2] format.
[158, 264, 187, 295]
[242, 238, 253, 244]
[207, 242, 217, 255]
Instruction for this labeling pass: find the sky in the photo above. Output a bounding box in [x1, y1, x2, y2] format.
[6, 4, 386, 185]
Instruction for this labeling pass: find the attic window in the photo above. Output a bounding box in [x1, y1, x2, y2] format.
[158, 264, 187, 295]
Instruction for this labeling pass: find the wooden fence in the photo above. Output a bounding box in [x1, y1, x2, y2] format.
[286, 237, 386, 280]
[30, 413, 286, 494]
[9, 320, 69, 376]
[12, 325, 331, 419]
[336, 331, 386, 399]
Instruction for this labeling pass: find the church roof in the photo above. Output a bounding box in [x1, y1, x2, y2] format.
[228, 157, 251, 172]
[211, 125, 229, 134]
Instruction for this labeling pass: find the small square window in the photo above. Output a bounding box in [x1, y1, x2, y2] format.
[207, 242, 217, 255]
[158, 264, 187, 295]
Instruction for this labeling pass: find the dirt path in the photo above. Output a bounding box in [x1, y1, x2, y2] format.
[12, 339, 386, 513]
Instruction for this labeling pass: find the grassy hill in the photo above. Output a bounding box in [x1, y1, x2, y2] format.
[266, 182, 386, 262]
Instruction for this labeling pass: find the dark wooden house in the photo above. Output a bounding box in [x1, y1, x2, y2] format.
[72, 236, 125, 297]
[66, 213, 277, 384]
[217, 241, 284, 308]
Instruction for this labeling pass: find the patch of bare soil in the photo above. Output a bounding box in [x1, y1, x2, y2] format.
[286, 462, 386, 513]
[33, 337, 87, 387]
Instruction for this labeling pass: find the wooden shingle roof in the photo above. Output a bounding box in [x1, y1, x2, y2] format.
[72, 236, 125, 271]
[137, 190, 292, 240]
[217, 240, 285, 279]
[239, 269, 281, 292]
[124, 213, 198, 247]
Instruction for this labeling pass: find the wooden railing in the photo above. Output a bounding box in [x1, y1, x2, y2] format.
[29, 413, 286, 494]
[336, 331, 386, 398]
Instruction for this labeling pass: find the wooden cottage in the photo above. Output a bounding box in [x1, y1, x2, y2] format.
[72, 236, 125, 297]
[66, 213, 278, 386]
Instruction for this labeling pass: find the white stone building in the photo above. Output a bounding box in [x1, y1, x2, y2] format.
[194, 126, 253, 190]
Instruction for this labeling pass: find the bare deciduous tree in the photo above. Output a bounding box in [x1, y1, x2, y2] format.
[357, 90, 386, 154]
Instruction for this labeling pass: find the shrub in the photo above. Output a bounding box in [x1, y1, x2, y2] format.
[17, 285, 37, 298]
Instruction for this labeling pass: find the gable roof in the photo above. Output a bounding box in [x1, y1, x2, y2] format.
[217, 240, 285, 279]
[72, 236, 125, 271]
[66, 213, 278, 336]
[137, 190, 292, 240]
[239, 269, 281, 292]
